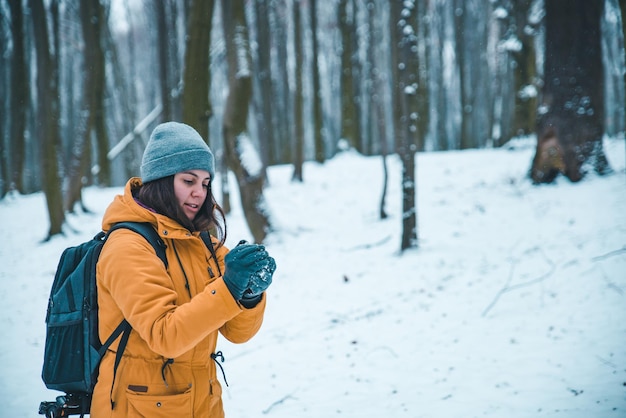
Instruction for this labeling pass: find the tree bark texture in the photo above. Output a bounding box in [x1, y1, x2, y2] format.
[8, 0, 28, 194]
[292, 1, 304, 182]
[66, 0, 109, 212]
[310, 0, 326, 163]
[221, 0, 271, 243]
[272, 0, 292, 164]
[182, 0, 215, 141]
[29, 0, 65, 237]
[253, 0, 276, 167]
[339, 0, 360, 150]
[156, 1, 173, 121]
[390, 1, 419, 251]
[512, 0, 537, 139]
[532, 0, 610, 183]
[619, 0, 626, 134]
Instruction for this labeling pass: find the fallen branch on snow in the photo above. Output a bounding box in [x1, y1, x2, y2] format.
[591, 245, 626, 262]
[482, 253, 556, 317]
[262, 393, 297, 414]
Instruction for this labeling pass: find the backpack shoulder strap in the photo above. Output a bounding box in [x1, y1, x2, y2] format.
[107, 222, 168, 269]
[100, 222, 167, 408]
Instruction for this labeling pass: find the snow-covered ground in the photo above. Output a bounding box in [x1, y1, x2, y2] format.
[1, 137, 625, 417]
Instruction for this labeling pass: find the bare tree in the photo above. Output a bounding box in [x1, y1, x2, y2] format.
[66, 0, 109, 213]
[181, 0, 215, 140]
[415, 0, 430, 151]
[619, 0, 626, 139]
[253, 0, 276, 168]
[156, 0, 174, 121]
[272, 0, 293, 164]
[8, 0, 28, 194]
[455, 0, 492, 149]
[390, 0, 420, 251]
[29, 0, 65, 238]
[221, 0, 271, 243]
[338, 0, 360, 150]
[0, 3, 7, 197]
[310, 0, 326, 163]
[531, 0, 611, 183]
[511, 0, 538, 139]
[292, 0, 304, 182]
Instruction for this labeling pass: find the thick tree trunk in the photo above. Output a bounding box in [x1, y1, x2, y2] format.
[182, 0, 215, 141]
[30, 0, 65, 238]
[221, 0, 271, 243]
[532, 0, 610, 183]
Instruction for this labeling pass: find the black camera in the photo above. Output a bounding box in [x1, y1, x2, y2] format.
[39, 393, 90, 418]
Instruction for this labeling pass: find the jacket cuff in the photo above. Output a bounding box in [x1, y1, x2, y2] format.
[239, 293, 263, 309]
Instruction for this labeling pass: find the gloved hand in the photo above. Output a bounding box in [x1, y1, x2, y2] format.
[243, 255, 276, 298]
[222, 241, 269, 301]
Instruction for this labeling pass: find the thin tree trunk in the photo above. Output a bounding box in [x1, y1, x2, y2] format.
[369, 0, 388, 218]
[292, 0, 304, 182]
[619, 0, 626, 135]
[310, 0, 325, 163]
[390, 0, 419, 251]
[156, 0, 172, 121]
[221, 0, 271, 243]
[9, 0, 28, 194]
[416, 0, 430, 151]
[29, 0, 65, 238]
[512, 0, 537, 139]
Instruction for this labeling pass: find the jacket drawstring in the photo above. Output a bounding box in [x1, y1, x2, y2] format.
[211, 351, 229, 387]
[161, 358, 174, 387]
[171, 241, 192, 299]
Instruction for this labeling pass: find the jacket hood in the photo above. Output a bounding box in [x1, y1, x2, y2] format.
[102, 177, 194, 239]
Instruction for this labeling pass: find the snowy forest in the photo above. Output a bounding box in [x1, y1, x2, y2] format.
[0, 0, 625, 246]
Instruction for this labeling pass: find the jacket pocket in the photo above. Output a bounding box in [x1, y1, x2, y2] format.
[126, 387, 192, 418]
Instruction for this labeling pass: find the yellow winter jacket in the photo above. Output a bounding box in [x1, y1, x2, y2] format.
[91, 178, 266, 418]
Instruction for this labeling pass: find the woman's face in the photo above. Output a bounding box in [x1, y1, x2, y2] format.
[173, 170, 211, 220]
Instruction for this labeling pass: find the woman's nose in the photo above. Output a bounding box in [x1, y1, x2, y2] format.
[192, 185, 205, 196]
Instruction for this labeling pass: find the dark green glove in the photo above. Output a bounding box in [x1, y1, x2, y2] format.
[222, 242, 268, 300]
[243, 255, 276, 297]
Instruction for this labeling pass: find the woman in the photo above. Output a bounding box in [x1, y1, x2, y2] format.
[91, 121, 275, 417]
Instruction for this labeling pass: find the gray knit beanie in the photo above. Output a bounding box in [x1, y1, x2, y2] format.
[141, 122, 215, 183]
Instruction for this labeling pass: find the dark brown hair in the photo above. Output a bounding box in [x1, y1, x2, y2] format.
[136, 176, 226, 248]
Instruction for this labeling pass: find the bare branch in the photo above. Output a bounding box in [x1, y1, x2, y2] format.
[482, 254, 556, 317]
[591, 246, 626, 262]
[262, 393, 297, 415]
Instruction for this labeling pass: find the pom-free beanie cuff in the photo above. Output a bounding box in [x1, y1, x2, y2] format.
[141, 121, 215, 183]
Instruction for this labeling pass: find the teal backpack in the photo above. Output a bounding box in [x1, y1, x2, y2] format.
[39, 222, 167, 417]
